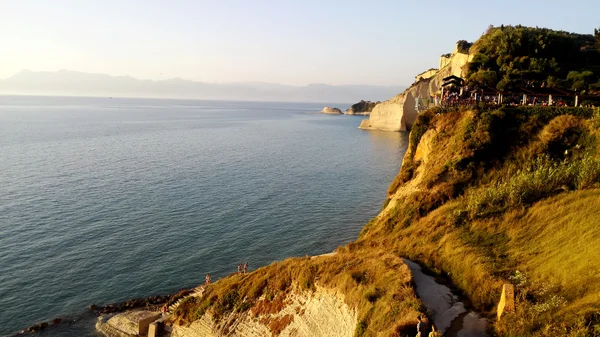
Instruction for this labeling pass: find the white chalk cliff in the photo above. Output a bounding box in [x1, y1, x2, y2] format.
[171, 287, 356, 337]
[359, 44, 473, 132]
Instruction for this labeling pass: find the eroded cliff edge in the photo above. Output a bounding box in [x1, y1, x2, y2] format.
[359, 44, 473, 131]
[167, 252, 423, 337]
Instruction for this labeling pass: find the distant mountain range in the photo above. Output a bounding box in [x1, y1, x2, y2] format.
[0, 70, 405, 103]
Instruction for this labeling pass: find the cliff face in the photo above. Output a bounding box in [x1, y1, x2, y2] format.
[359, 45, 472, 132]
[169, 251, 422, 337]
[171, 287, 356, 337]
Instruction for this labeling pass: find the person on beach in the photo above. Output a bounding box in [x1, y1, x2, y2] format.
[205, 273, 211, 285]
[416, 315, 429, 337]
[429, 324, 441, 337]
[238, 264, 242, 274]
[161, 305, 167, 316]
[244, 262, 248, 274]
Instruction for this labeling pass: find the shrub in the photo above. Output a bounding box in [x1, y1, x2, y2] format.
[351, 270, 367, 284]
[364, 287, 384, 303]
[502, 106, 594, 121]
[409, 111, 434, 156]
[456, 40, 473, 53]
[354, 320, 368, 337]
[213, 287, 240, 320]
[539, 115, 585, 156]
[465, 153, 600, 217]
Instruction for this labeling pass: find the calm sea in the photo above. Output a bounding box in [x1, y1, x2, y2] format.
[0, 96, 408, 336]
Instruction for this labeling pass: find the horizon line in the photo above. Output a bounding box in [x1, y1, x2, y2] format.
[3, 69, 408, 88]
[0, 93, 379, 105]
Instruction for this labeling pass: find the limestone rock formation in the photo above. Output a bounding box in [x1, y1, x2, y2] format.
[359, 44, 473, 131]
[320, 106, 343, 114]
[344, 100, 380, 115]
[171, 287, 356, 337]
[96, 310, 161, 337]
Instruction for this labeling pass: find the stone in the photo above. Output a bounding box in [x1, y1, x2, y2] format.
[148, 321, 165, 337]
[497, 284, 515, 321]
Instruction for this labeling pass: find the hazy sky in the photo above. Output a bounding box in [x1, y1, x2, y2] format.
[1, 0, 599, 86]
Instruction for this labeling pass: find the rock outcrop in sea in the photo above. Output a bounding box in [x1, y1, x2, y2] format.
[320, 106, 342, 114]
[359, 43, 473, 131]
[344, 100, 380, 115]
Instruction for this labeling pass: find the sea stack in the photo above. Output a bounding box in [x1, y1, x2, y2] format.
[344, 100, 380, 115]
[320, 107, 343, 114]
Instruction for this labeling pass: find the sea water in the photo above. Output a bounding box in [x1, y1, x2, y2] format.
[0, 96, 408, 336]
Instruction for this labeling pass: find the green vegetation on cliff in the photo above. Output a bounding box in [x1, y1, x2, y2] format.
[346, 100, 381, 114]
[466, 25, 600, 94]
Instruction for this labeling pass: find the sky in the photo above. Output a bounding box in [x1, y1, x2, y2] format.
[1, 0, 599, 86]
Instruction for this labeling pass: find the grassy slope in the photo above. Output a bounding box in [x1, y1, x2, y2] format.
[358, 106, 600, 336]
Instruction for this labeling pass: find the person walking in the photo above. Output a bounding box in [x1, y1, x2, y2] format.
[429, 324, 442, 337]
[205, 273, 211, 285]
[416, 315, 429, 337]
[238, 263, 242, 274]
[244, 262, 248, 274]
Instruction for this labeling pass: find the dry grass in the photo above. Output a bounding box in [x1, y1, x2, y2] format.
[173, 250, 423, 336]
[361, 107, 600, 336]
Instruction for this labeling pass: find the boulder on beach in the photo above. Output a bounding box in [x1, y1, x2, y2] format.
[320, 106, 342, 114]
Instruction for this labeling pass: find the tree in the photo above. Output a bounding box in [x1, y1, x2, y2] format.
[469, 70, 498, 87]
[456, 40, 473, 54]
[567, 70, 594, 92]
[465, 25, 599, 90]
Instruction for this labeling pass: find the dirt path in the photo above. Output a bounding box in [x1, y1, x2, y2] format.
[403, 259, 488, 337]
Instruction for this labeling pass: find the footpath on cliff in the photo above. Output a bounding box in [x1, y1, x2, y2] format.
[404, 259, 488, 337]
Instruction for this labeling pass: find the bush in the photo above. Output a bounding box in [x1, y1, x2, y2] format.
[456, 40, 473, 53]
[354, 320, 368, 337]
[213, 287, 240, 319]
[539, 115, 585, 156]
[466, 154, 600, 217]
[364, 287, 384, 303]
[409, 111, 435, 156]
[502, 106, 594, 121]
